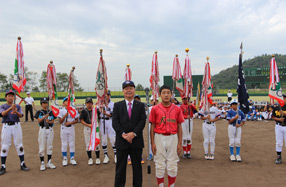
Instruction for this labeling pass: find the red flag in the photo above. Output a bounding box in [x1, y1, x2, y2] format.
[172, 55, 184, 98]
[88, 106, 100, 150]
[47, 61, 60, 116]
[201, 58, 213, 111]
[183, 51, 193, 99]
[13, 37, 26, 93]
[150, 52, 160, 101]
[67, 67, 77, 118]
[124, 64, 132, 81]
[95, 51, 108, 108]
[269, 56, 284, 106]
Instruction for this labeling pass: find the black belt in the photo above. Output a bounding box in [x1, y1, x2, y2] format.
[5, 122, 16, 126]
[66, 125, 72, 127]
[99, 117, 110, 120]
[205, 121, 214, 124]
[40, 125, 52, 129]
[276, 123, 286, 127]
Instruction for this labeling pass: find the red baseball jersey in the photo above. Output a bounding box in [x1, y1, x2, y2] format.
[180, 103, 197, 119]
[149, 103, 184, 135]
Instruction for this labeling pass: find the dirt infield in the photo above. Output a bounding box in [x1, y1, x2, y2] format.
[1, 106, 286, 187]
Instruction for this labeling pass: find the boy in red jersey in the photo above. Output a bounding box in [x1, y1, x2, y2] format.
[150, 85, 184, 187]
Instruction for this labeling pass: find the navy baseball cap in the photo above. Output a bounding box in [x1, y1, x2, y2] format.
[85, 97, 93, 103]
[63, 97, 68, 103]
[134, 94, 141, 99]
[40, 97, 49, 104]
[5, 89, 15, 96]
[107, 90, 111, 95]
[122, 80, 135, 89]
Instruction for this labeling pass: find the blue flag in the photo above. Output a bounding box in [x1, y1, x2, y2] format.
[237, 53, 249, 114]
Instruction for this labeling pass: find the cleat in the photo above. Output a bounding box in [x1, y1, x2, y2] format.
[230, 154, 236, 162]
[128, 157, 132, 165]
[70, 158, 77, 165]
[95, 158, 101, 165]
[21, 163, 29, 171]
[209, 154, 215, 160]
[47, 161, 56, 169]
[275, 156, 282, 164]
[114, 155, 117, 164]
[62, 158, 68, 166]
[183, 154, 187, 159]
[40, 161, 45, 171]
[204, 154, 209, 160]
[103, 155, 109, 164]
[236, 155, 242, 162]
[148, 154, 153, 161]
[187, 153, 192, 159]
[88, 158, 93, 165]
[0, 167, 6, 175]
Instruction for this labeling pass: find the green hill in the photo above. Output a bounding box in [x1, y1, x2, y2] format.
[212, 54, 286, 89]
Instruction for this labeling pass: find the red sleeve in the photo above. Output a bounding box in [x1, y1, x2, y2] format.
[177, 107, 185, 124]
[191, 104, 197, 111]
[149, 107, 156, 124]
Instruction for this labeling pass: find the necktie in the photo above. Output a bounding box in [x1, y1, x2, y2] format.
[128, 102, 132, 119]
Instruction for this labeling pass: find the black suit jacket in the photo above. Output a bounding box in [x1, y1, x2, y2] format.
[112, 99, 146, 150]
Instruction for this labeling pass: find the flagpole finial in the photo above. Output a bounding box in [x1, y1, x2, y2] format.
[206, 56, 209, 62]
[272, 54, 275, 57]
[18, 36, 21, 40]
[50, 60, 53, 64]
[126, 64, 130, 68]
[155, 51, 157, 54]
[185, 48, 189, 53]
[72, 66, 75, 70]
[176, 54, 178, 57]
[100, 49, 103, 57]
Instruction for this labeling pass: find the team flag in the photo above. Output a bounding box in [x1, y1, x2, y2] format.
[13, 37, 26, 93]
[183, 48, 193, 99]
[150, 51, 160, 101]
[201, 57, 213, 111]
[172, 55, 184, 97]
[47, 61, 60, 116]
[269, 55, 284, 106]
[88, 105, 100, 150]
[95, 49, 108, 108]
[237, 44, 250, 114]
[196, 82, 201, 110]
[124, 64, 132, 81]
[15, 93, 24, 105]
[67, 67, 77, 118]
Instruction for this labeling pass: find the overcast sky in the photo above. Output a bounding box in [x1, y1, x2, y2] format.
[0, 0, 285, 91]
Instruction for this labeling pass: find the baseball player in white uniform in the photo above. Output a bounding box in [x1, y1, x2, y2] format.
[227, 99, 246, 162]
[58, 97, 79, 166]
[34, 97, 57, 171]
[0, 90, 29, 175]
[198, 103, 220, 160]
[97, 90, 116, 164]
[80, 97, 101, 165]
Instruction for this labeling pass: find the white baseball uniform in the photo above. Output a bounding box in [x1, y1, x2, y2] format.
[227, 109, 246, 147]
[199, 106, 220, 155]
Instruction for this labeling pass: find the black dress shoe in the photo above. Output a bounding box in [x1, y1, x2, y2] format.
[21, 163, 29, 171]
[0, 167, 6, 175]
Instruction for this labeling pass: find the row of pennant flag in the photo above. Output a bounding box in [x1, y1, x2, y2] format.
[11, 38, 284, 148]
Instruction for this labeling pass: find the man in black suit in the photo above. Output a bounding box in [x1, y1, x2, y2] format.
[113, 81, 146, 187]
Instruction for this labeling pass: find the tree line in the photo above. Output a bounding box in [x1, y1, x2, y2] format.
[0, 67, 83, 92]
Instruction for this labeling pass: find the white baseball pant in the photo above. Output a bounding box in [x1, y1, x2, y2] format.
[61, 125, 75, 152]
[1, 122, 24, 157]
[83, 126, 100, 151]
[228, 125, 242, 147]
[182, 119, 193, 146]
[38, 127, 54, 157]
[202, 122, 216, 154]
[154, 133, 179, 178]
[99, 119, 115, 147]
[275, 125, 286, 152]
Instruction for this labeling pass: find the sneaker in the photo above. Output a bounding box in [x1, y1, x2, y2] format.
[147, 154, 153, 161]
[40, 161, 45, 171]
[141, 158, 144, 164]
[187, 153, 192, 159]
[114, 155, 117, 164]
[21, 163, 29, 171]
[204, 154, 209, 160]
[183, 154, 187, 159]
[88, 158, 93, 165]
[0, 167, 6, 175]
[62, 158, 68, 166]
[275, 156, 282, 164]
[128, 157, 132, 165]
[70, 158, 77, 165]
[103, 155, 109, 164]
[236, 155, 242, 162]
[230, 154, 236, 162]
[209, 154, 215, 160]
[95, 158, 101, 165]
[47, 160, 56, 169]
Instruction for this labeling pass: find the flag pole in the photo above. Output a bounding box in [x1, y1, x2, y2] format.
[185, 48, 191, 133]
[100, 49, 106, 135]
[145, 87, 151, 187]
[173, 54, 178, 97]
[47, 60, 53, 111]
